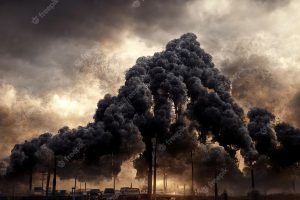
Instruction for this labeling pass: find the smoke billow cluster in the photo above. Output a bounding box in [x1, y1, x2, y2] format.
[3, 33, 300, 194]
[6, 93, 145, 181]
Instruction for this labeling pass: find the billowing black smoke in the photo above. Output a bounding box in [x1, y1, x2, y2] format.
[3, 33, 300, 193]
[131, 33, 256, 179]
[248, 108, 300, 167]
[247, 108, 277, 157]
[6, 93, 145, 181]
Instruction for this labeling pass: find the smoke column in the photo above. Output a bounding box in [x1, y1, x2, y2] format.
[2, 33, 300, 194]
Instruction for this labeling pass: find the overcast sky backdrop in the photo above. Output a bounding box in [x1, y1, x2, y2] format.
[0, 0, 300, 164]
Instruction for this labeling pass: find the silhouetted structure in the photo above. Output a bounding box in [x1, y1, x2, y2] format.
[52, 157, 57, 197]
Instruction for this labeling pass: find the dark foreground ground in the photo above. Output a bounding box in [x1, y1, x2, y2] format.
[0, 194, 300, 200]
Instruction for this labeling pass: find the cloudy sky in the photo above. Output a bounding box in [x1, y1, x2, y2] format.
[0, 0, 300, 161]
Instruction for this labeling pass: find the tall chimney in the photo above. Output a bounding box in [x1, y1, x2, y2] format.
[191, 151, 194, 195]
[41, 172, 46, 191]
[251, 168, 255, 190]
[46, 169, 51, 199]
[112, 152, 116, 190]
[214, 174, 218, 200]
[163, 171, 166, 193]
[166, 174, 168, 192]
[292, 179, 296, 193]
[29, 168, 33, 194]
[52, 157, 57, 197]
[153, 135, 158, 200]
[147, 138, 153, 200]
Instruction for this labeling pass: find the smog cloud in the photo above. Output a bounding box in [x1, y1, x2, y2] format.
[1, 0, 300, 194]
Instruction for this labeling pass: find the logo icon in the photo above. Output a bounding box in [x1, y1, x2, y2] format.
[57, 160, 65, 168]
[157, 144, 166, 152]
[32, 16, 40, 25]
[132, 0, 141, 8]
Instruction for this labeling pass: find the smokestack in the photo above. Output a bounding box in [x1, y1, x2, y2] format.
[75, 177, 77, 190]
[251, 168, 255, 190]
[153, 135, 158, 200]
[292, 179, 296, 193]
[112, 152, 116, 190]
[214, 173, 218, 200]
[163, 171, 166, 193]
[191, 151, 194, 195]
[85, 181, 87, 193]
[147, 139, 153, 200]
[46, 169, 51, 199]
[52, 157, 57, 197]
[166, 174, 167, 192]
[29, 168, 33, 194]
[41, 172, 46, 192]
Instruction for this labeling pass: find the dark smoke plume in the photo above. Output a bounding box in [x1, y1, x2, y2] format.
[3, 33, 300, 194]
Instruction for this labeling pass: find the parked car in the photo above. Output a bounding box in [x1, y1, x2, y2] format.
[32, 187, 44, 196]
[56, 190, 67, 196]
[120, 188, 140, 195]
[103, 188, 115, 200]
[88, 189, 102, 200]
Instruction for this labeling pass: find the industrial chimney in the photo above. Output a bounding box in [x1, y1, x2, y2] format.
[214, 174, 218, 200]
[52, 157, 57, 197]
[251, 168, 255, 190]
[147, 138, 153, 200]
[29, 168, 33, 194]
[46, 169, 51, 199]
